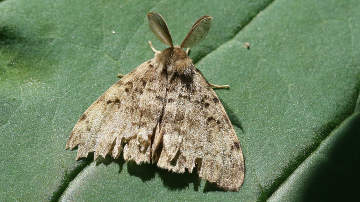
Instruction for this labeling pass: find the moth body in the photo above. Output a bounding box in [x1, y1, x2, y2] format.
[155, 46, 194, 83]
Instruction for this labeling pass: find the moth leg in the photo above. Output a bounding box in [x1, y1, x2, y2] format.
[117, 73, 124, 78]
[186, 48, 190, 55]
[209, 83, 230, 89]
[148, 41, 161, 54]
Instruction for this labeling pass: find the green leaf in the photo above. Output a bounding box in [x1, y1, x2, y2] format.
[268, 112, 360, 202]
[0, 0, 359, 201]
[268, 94, 360, 202]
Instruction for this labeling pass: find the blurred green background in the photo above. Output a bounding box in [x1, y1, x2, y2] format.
[1, 0, 359, 201]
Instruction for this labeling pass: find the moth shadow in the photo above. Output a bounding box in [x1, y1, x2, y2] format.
[126, 161, 201, 191]
[96, 156, 202, 191]
[220, 98, 244, 132]
[203, 182, 227, 193]
[95, 155, 126, 174]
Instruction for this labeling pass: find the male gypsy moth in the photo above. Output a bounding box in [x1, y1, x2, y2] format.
[66, 12, 245, 191]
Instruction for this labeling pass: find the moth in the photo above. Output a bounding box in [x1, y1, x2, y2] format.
[66, 12, 245, 191]
[244, 42, 250, 50]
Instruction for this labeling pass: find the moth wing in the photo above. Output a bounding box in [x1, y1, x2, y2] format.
[155, 68, 245, 191]
[180, 16, 213, 48]
[147, 12, 173, 47]
[66, 60, 167, 164]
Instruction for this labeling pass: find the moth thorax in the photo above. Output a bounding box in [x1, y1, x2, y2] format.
[155, 47, 193, 75]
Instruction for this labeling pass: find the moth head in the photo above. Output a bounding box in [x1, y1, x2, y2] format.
[147, 12, 212, 59]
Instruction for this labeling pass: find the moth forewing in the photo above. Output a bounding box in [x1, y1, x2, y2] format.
[147, 12, 173, 47]
[180, 15, 213, 48]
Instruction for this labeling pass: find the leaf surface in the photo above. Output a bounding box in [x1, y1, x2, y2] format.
[0, 0, 359, 201]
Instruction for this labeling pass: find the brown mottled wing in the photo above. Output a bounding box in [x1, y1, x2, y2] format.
[155, 68, 244, 191]
[66, 60, 167, 164]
